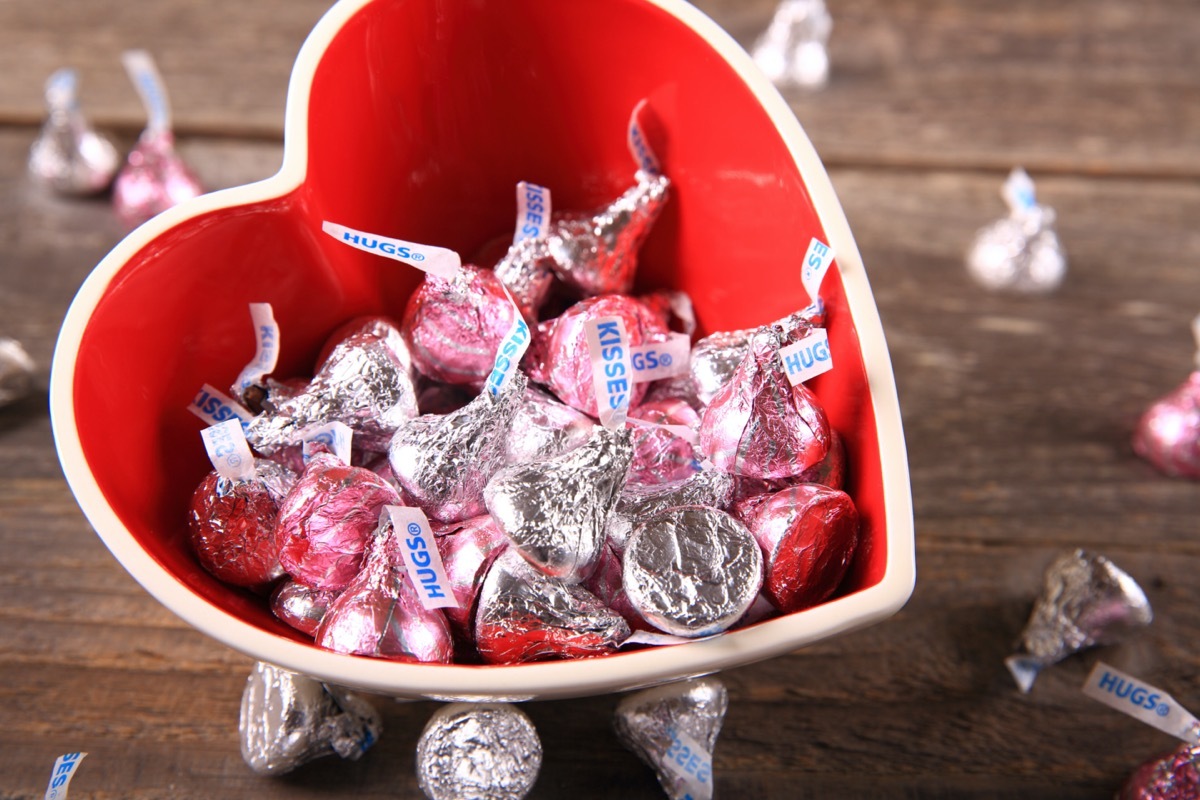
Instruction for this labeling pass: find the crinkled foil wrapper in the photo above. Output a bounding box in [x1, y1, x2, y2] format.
[247, 322, 419, 455]
[967, 170, 1066, 293]
[416, 702, 542, 800]
[614, 676, 729, 800]
[315, 514, 454, 663]
[698, 327, 831, 480]
[751, 0, 832, 90]
[435, 514, 510, 638]
[1133, 371, 1200, 479]
[1005, 549, 1153, 693]
[113, 129, 204, 226]
[403, 265, 522, 389]
[608, 469, 738, 553]
[474, 549, 630, 664]
[628, 399, 702, 485]
[0, 338, 36, 408]
[270, 580, 342, 636]
[187, 470, 285, 588]
[690, 309, 817, 406]
[1120, 743, 1200, 800]
[239, 661, 381, 776]
[504, 385, 596, 465]
[276, 453, 401, 590]
[734, 483, 859, 613]
[29, 69, 118, 195]
[485, 426, 633, 582]
[389, 373, 526, 523]
[493, 235, 558, 323]
[623, 505, 763, 637]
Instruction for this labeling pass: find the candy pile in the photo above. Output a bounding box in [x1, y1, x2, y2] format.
[185, 111, 861, 668]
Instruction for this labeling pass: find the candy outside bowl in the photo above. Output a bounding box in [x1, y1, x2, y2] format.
[50, 0, 915, 701]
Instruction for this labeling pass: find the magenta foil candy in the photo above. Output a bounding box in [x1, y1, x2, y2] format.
[187, 470, 285, 589]
[1120, 743, 1200, 800]
[113, 129, 204, 225]
[435, 514, 510, 638]
[1133, 371, 1200, 479]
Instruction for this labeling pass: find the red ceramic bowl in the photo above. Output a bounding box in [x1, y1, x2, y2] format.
[51, 0, 914, 700]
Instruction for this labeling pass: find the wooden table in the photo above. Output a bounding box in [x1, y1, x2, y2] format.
[2, 1, 1199, 797]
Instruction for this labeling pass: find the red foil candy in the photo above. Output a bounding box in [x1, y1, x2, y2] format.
[698, 327, 831, 480]
[402, 265, 522, 390]
[627, 398, 702, 485]
[1120, 743, 1200, 800]
[188, 472, 284, 588]
[1133, 371, 1200, 479]
[276, 453, 401, 590]
[315, 516, 454, 663]
[270, 580, 342, 635]
[734, 483, 859, 613]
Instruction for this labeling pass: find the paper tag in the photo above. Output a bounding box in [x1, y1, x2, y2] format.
[800, 237, 836, 309]
[321, 221, 461, 280]
[585, 317, 633, 429]
[626, 416, 700, 446]
[627, 98, 662, 177]
[188, 384, 255, 433]
[300, 421, 352, 465]
[45, 69, 78, 112]
[122, 50, 171, 134]
[514, 181, 551, 243]
[385, 506, 460, 610]
[1082, 662, 1200, 743]
[1003, 167, 1038, 214]
[484, 314, 531, 397]
[630, 333, 691, 383]
[779, 329, 833, 385]
[200, 419, 257, 482]
[233, 303, 279, 392]
[663, 726, 714, 800]
[44, 752, 87, 800]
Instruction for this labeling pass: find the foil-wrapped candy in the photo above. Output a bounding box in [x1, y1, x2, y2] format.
[388, 373, 526, 523]
[275, 452, 402, 590]
[627, 399, 702, 486]
[474, 549, 630, 664]
[1006, 549, 1153, 693]
[493, 234, 559, 323]
[614, 676, 729, 800]
[623, 505, 763, 637]
[733, 483, 860, 613]
[607, 469, 738, 554]
[1133, 315, 1200, 479]
[28, 69, 119, 195]
[247, 318, 419, 455]
[314, 512, 454, 663]
[1120, 743, 1200, 800]
[691, 308, 817, 406]
[504, 385, 596, 465]
[270, 580, 342, 636]
[967, 167, 1067, 293]
[0, 338, 36, 408]
[752, 0, 832, 90]
[239, 661, 381, 775]
[416, 703, 542, 800]
[435, 514, 510, 640]
[698, 326, 832, 480]
[485, 426, 633, 582]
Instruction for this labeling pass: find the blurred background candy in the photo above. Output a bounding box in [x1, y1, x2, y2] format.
[967, 167, 1066, 293]
[751, 0, 833, 89]
[28, 68, 118, 195]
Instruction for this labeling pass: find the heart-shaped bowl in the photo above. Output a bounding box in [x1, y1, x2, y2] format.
[50, 0, 914, 701]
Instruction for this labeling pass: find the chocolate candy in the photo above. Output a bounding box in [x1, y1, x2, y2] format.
[612, 469, 738, 549]
[614, 676, 728, 800]
[28, 69, 118, 195]
[1120, 743, 1200, 800]
[388, 373, 526, 523]
[1006, 549, 1153, 693]
[416, 703, 542, 800]
[628, 398, 702, 486]
[187, 467, 287, 589]
[270, 580, 342, 635]
[247, 318, 419, 455]
[734, 483, 859, 613]
[239, 661, 381, 775]
[485, 426, 633, 582]
[1134, 371, 1200, 478]
[503, 385, 596, 465]
[403, 264, 522, 389]
[623, 506, 763, 637]
[698, 327, 831, 480]
[435, 514, 510, 638]
[474, 549, 630, 664]
[315, 512, 454, 663]
[276, 452, 401, 590]
[967, 167, 1067, 293]
[690, 309, 816, 406]
[493, 235, 558, 323]
[0, 338, 35, 408]
[752, 0, 833, 90]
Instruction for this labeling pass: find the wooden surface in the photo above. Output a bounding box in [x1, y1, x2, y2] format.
[2, 1, 1199, 797]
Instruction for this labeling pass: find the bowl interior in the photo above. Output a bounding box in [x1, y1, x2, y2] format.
[58, 0, 901, 696]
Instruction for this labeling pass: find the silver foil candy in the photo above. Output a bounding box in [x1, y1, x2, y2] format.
[416, 702, 542, 800]
[967, 167, 1067, 293]
[623, 506, 763, 638]
[1006, 549, 1153, 693]
[28, 69, 119, 195]
[239, 661, 381, 776]
[607, 469, 738, 554]
[474, 549, 631, 664]
[388, 373, 526, 523]
[690, 308, 817, 406]
[493, 234, 558, 323]
[247, 321, 419, 455]
[485, 426, 633, 582]
[0, 338, 35, 408]
[751, 0, 833, 90]
[614, 677, 729, 800]
[503, 385, 596, 465]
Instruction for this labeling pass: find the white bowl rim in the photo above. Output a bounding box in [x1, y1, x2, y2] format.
[49, 0, 915, 700]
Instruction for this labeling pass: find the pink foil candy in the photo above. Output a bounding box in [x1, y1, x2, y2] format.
[1120, 744, 1200, 800]
[435, 514, 510, 639]
[276, 452, 401, 590]
[315, 513, 454, 663]
[627, 398, 702, 485]
[28, 69, 119, 195]
[730, 428, 847, 504]
[270, 580, 343, 636]
[698, 326, 832, 480]
[1133, 317, 1200, 478]
[187, 469, 286, 589]
[733, 483, 860, 613]
[403, 265, 522, 389]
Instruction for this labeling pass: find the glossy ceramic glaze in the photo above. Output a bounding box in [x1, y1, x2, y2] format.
[50, 0, 914, 700]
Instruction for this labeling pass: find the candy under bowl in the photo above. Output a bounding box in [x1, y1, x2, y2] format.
[49, 0, 914, 701]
